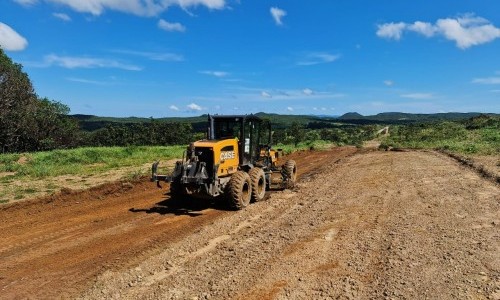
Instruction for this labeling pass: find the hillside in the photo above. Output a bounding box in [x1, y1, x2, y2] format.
[72, 112, 499, 132]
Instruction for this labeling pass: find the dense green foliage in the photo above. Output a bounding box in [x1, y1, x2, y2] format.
[84, 121, 196, 147]
[0, 49, 80, 153]
[381, 115, 500, 155]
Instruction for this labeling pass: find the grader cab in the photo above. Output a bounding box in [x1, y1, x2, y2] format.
[152, 114, 297, 210]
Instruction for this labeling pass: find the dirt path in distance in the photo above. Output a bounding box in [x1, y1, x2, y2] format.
[0, 146, 356, 299]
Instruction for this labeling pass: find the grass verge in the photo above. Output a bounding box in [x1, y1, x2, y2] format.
[0, 145, 185, 179]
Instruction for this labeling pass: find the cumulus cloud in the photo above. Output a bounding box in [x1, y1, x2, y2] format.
[199, 70, 229, 77]
[377, 14, 500, 49]
[158, 19, 186, 32]
[303, 88, 314, 95]
[270, 7, 286, 26]
[13, 0, 226, 17]
[376, 22, 407, 40]
[53, 12, 71, 21]
[0, 22, 28, 51]
[297, 52, 340, 66]
[472, 77, 500, 84]
[41, 54, 142, 70]
[169, 105, 179, 111]
[408, 21, 436, 37]
[401, 93, 434, 99]
[187, 103, 202, 111]
[286, 107, 293, 111]
[383, 80, 394, 86]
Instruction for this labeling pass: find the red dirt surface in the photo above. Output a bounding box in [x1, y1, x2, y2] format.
[0, 147, 357, 299]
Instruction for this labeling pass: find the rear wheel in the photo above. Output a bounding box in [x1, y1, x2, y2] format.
[283, 160, 297, 188]
[249, 167, 266, 202]
[227, 171, 252, 210]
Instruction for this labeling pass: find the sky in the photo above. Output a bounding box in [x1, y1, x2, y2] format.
[1, 0, 499, 117]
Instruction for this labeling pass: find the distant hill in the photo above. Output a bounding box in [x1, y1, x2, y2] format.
[337, 112, 364, 120]
[71, 112, 499, 131]
[337, 112, 499, 123]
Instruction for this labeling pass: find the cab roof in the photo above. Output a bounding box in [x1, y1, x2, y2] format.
[208, 114, 262, 122]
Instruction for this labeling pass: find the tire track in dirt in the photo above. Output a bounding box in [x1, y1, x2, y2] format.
[0, 147, 356, 299]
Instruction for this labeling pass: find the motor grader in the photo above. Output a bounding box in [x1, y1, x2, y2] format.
[151, 114, 297, 210]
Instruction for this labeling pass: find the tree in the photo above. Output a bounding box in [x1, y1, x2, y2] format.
[287, 122, 305, 146]
[0, 48, 38, 152]
[0, 49, 80, 152]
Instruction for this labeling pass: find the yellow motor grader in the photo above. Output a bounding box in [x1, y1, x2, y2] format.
[152, 114, 297, 210]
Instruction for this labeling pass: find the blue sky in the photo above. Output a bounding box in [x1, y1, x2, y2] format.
[1, 0, 499, 117]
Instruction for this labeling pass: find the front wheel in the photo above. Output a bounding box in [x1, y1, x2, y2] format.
[249, 167, 266, 202]
[226, 171, 252, 210]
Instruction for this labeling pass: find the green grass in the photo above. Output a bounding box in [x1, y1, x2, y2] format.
[275, 140, 335, 154]
[0, 145, 185, 179]
[381, 117, 500, 155]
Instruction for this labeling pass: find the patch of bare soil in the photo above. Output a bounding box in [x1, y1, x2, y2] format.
[77, 150, 498, 300]
[0, 147, 355, 299]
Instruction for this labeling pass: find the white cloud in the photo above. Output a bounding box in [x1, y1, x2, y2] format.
[377, 14, 500, 49]
[303, 88, 314, 95]
[261, 91, 272, 98]
[199, 70, 229, 77]
[114, 49, 184, 61]
[376, 22, 407, 40]
[42, 54, 142, 70]
[53, 12, 71, 21]
[401, 93, 434, 99]
[270, 7, 286, 26]
[472, 77, 500, 84]
[66, 77, 108, 85]
[0, 22, 28, 51]
[286, 107, 293, 111]
[169, 105, 179, 111]
[437, 15, 500, 49]
[158, 19, 186, 32]
[383, 80, 394, 86]
[297, 52, 340, 66]
[14, 0, 226, 17]
[187, 103, 202, 111]
[408, 21, 436, 37]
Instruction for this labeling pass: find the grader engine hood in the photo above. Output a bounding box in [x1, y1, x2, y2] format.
[194, 139, 239, 177]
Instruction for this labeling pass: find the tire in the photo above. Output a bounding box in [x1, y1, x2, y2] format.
[283, 160, 297, 188]
[226, 171, 252, 210]
[249, 167, 266, 202]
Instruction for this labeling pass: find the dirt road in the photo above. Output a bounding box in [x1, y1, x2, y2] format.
[1, 148, 499, 299]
